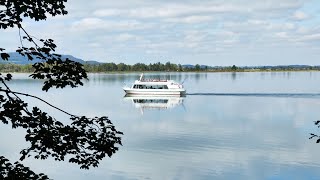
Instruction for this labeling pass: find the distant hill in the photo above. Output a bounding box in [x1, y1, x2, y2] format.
[1, 53, 318, 70]
[0, 52, 101, 65]
[85, 60, 101, 65]
[182, 64, 210, 69]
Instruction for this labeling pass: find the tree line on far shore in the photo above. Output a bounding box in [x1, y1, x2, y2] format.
[0, 62, 320, 73]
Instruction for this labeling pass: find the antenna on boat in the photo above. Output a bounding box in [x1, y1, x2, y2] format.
[139, 73, 144, 81]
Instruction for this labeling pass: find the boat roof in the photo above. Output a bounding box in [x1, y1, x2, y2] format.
[134, 79, 177, 85]
[135, 73, 180, 85]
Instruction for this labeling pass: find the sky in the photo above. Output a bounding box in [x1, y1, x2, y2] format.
[2, 0, 320, 66]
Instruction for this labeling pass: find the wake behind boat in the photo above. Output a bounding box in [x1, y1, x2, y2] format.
[123, 73, 186, 95]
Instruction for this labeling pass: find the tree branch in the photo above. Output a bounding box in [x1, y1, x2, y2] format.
[18, 24, 40, 49]
[18, 27, 24, 48]
[0, 88, 75, 117]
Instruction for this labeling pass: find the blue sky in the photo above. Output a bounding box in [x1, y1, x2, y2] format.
[2, 0, 320, 66]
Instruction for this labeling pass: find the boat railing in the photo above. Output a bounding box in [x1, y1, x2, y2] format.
[140, 79, 168, 82]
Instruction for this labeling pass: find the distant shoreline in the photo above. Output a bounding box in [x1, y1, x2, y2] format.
[0, 63, 319, 73]
[1, 70, 320, 74]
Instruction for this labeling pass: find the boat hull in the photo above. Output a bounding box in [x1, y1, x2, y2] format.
[123, 88, 186, 95]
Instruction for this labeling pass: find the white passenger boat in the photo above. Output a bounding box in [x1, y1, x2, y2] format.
[123, 73, 186, 95]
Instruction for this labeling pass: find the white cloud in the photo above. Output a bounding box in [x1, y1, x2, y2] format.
[183, 30, 208, 42]
[71, 18, 151, 32]
[296, 26, 308, 34]
[296, 33, 320, 42]
[275, 32, 288, 38]
[92, 0, 307, 20]
[145, 49, 166, 55]
[292, 11, 309, 20]
[87, 42, 101, 48]
[164, 15, 213, 24]
[71, 17, 104, 30]
[92, 9, 122, 17]
[93, 4, 238, 19]
[1, 0, 320, 65]
[115, 33, 141, 42]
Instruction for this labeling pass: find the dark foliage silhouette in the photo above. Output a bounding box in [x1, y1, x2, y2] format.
[0, 156, 49, 180]
[310, 120, 320, 143]
[0, 0, 123, 179]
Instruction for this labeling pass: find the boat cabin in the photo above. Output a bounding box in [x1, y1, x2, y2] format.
[133, 84, 169, 89]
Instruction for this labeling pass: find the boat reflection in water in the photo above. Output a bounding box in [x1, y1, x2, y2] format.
[123, 94, 185, 113]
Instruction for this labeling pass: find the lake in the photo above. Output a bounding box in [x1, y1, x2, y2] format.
[1, 72, 320, 180]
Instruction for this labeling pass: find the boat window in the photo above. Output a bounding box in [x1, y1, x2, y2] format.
[133, 99, 168, 103]
[134, 85, 169, 89]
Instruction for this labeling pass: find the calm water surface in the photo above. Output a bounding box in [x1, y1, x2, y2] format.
[1, 72, 320, 180]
